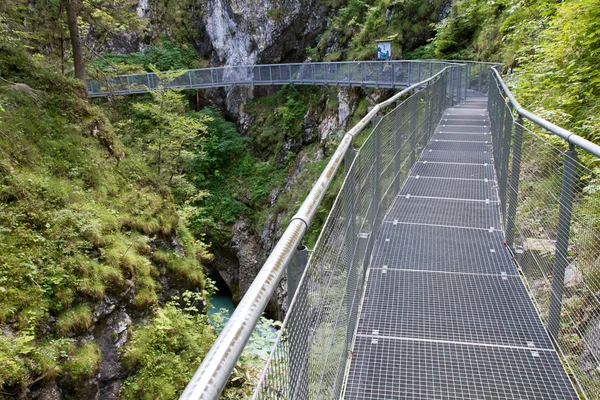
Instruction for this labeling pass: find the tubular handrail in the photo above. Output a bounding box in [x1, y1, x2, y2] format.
[490, 67, 600, 158]
[179, 66, 460, 400]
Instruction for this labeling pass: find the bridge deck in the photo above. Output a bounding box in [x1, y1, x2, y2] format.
[344, 96, 579, 399]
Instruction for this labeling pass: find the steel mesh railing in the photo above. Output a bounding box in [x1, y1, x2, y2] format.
[178, 61, 498, 399]
[252, 68, 455, 400]
[87, 61, 463, 97]
[489, 70, 600, 399]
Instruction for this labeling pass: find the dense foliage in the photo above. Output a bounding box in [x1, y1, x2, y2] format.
[0, 39, 213, 395]
[310, 0, 451, 60]
[422, 0, 600, 163]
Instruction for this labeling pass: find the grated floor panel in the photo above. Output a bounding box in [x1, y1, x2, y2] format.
[386, 196, 501, 229]
[344, 96, 578, 399]
[356, 270, 552, 348]
[420, 149, 493, 164]
[370, 223, 515, 274]
[426, 141, 491, 152]
[345, 337, 579, 400]
[399, 176, 496, 200]
[437, 125, 490, 133]
[411, 162, 495, 180]
[431, 133, 491, 142]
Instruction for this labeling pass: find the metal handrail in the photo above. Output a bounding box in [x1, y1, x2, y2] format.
[490, 67, 600, 157]
[179, 66, 461, 400]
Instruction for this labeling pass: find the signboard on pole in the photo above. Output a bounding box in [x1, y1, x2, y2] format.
[377, 40, 392, 60]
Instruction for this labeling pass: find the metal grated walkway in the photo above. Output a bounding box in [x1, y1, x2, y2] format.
[343, 96, 579, 399]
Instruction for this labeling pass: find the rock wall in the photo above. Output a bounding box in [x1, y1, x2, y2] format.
[202, 0, 329, 113]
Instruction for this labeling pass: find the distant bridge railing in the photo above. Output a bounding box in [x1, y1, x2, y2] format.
[177, 62, 502, 399]
[86, 60, 495, 97]
[489, 68, 600, 398]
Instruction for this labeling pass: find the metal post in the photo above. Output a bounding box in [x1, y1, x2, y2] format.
[505, 116, 524, 249]
[419, 95, 428, 149]
[429, 62, 433, 80]
[448, 69, 453, 108]
[499, 102, 513, 223]
[547, 146, 578, 340]
[478, 63, 482, 93]
[409, 96, 417, 167]
[422, 91, 430, 147]
[391, 63, 395, 88]
[417, 62, 421, 82]
[287, 245, 308, 305]
[494, 93, 506, 176]
[427, 84, 435, 138]
[464, 66, 468, 100]
[457, 67, 463, 103]
[408, 63, 412, 86]
[289, 64, 292, 82]
[362, 62, 365, 84]
[371, 116, 381, 237]
[455, 68, 461, 104]
[344, 146, 357, 341]
[394, 102, 402, 195]
[288, 245, 309, 400]
[348, 63, 352, 86]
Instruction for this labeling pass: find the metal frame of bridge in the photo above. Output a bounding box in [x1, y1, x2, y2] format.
[86, 60, 495, 97]
[110, 61, 598, 400]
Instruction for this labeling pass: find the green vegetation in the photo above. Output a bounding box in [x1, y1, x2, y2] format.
[420, 0, 600, 162]
[2, 0, 598, 397]
[91, 40, 206, 76]
[104, 82, 346, 248]
[0, 29, 211, 394]
[121, 293, 215, 400]
[310, 0, 450, 61]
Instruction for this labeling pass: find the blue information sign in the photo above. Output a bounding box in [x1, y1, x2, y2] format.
[377, 41, 392, 59]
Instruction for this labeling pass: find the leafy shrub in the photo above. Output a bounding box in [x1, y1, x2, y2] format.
[56, 305, 93, 337]
[121, 295, 216, 400]
[62, 342, 101, 381]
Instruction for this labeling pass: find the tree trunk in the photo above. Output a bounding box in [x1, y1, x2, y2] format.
[64, 0, 87, 96]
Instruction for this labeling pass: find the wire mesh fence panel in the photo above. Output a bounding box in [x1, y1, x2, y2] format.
[253, 67, 461, 400]
[87, 61, 480, 96]
[490, 72, 600, 399]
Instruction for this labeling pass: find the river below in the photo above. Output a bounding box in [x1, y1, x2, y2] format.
[207, 291, 279, 359]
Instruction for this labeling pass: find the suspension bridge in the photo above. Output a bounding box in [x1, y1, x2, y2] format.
[89, 61, 600, 399]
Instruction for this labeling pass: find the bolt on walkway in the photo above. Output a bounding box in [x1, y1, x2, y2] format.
[343, 95, 579, 399]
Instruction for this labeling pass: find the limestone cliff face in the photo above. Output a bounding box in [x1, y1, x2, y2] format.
[203, 0, 327, 65]
[201, 0, 328, 112]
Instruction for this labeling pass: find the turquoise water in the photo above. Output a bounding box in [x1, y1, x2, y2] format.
[208, 292, 279, 359]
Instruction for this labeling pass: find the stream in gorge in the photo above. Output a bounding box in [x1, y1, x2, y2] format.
[207, 275, 279, 359]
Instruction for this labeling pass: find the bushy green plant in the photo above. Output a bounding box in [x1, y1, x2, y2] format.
[61, 342, 101, 381]
[121, 293, 217, 400]
[129, 67, 210, 183]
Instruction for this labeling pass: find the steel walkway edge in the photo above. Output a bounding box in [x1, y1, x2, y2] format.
[343, 96, 579, 399]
